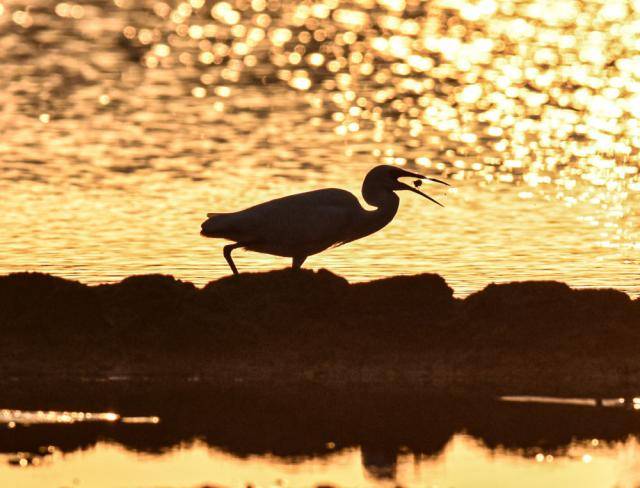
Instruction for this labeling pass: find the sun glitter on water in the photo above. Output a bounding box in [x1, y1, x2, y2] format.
[119, 0, 640, 253]
[0, 0, 639, 293]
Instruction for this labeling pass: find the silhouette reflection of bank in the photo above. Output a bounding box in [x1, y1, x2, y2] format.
[2, 382, 640, 479]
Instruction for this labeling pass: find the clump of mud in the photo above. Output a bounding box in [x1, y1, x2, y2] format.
[1, 270, 638, 395]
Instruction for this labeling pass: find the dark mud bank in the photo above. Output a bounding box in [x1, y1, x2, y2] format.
[1, 270, 639, 395]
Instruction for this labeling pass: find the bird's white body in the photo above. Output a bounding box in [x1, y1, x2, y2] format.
[204, 189, 372, 257]
[201, 165, 447, 274]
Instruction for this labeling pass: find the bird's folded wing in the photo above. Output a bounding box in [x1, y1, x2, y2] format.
[203, 189, 361, 248]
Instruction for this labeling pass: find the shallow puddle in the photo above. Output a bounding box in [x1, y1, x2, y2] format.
[2, 387, 640, 487]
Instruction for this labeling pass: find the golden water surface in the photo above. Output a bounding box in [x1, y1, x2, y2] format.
[1, 0, 640, 296]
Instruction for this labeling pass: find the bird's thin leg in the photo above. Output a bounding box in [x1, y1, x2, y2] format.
[223, 243, 243, 275]
[292, 255, 307, 271]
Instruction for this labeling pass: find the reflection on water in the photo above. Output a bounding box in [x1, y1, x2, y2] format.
[4, 436, 640, 488]
[1, 0, 640, 295]
[2, 384, 640, 487]
[501, 395, 640, 409]
[0, 409, 159, 427]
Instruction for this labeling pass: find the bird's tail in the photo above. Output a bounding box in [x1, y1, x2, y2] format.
[200, 212, 230, 237]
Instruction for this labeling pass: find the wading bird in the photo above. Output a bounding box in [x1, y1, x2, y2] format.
[200, 165, 449, 275]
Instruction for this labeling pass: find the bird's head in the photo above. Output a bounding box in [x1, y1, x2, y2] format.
[362, 164, 449, 207]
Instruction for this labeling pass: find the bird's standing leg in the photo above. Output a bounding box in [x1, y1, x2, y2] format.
[292, 255, 307, 271]
[223, 243, 243, 275]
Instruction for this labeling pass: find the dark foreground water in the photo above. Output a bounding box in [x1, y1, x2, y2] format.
[2, 384, 640, 487]
[1, 0, 640, 295]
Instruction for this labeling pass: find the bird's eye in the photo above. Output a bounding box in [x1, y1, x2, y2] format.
[413, 179, 422, 188]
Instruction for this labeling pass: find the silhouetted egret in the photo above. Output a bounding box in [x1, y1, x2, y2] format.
[200, 165, 449, 274]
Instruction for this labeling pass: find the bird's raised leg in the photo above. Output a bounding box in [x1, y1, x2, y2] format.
[223, 243, 243, 275]
[292, 255, 307, 271]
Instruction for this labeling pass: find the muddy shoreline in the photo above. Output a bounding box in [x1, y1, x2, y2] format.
[1, 270, 639, 396]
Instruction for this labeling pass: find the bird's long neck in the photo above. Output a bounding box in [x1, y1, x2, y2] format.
[351, 189, 399, 241]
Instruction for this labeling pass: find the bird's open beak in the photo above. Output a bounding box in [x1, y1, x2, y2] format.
[402, 183, 444, 207]
[397, 169, 449, 207]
